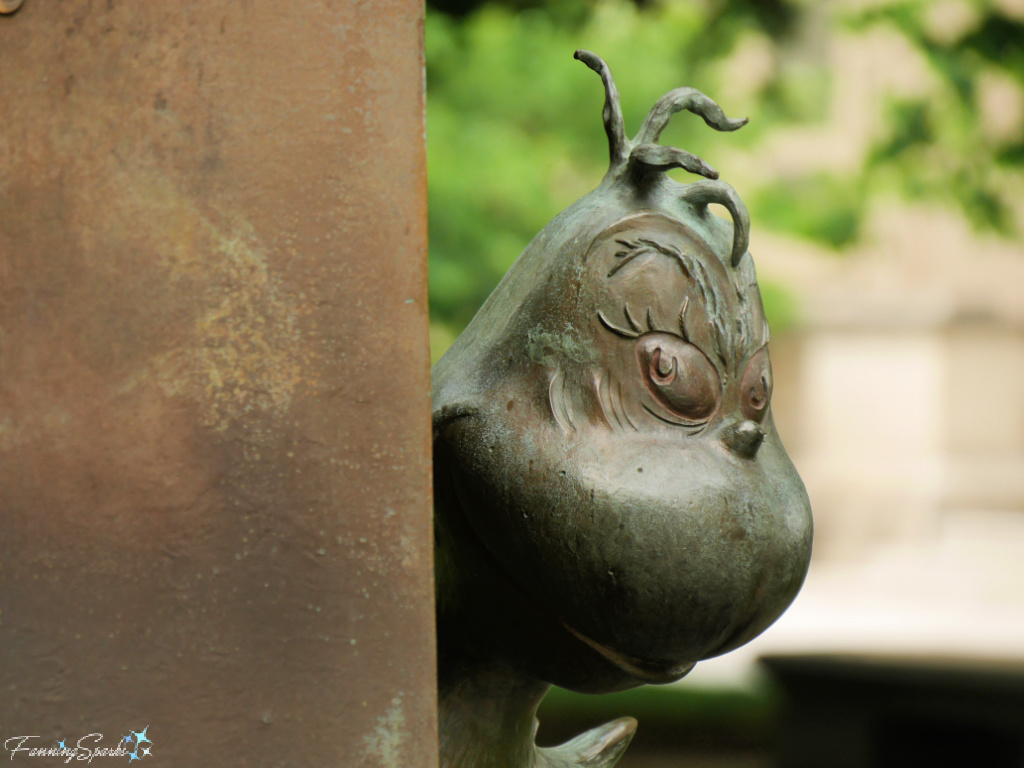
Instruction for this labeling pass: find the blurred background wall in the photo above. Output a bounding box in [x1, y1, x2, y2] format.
[424, 0, 1024, 765]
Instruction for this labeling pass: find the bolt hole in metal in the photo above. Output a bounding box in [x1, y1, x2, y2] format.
[0, 0, 24, 14]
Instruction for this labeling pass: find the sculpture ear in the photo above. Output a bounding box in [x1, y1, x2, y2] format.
[538, 716, 638, 768]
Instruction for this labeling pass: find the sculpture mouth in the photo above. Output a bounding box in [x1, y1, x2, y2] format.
[560, 621, 695, 684]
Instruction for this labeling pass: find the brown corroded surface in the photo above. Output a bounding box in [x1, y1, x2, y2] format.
[0, 2, 435, 765]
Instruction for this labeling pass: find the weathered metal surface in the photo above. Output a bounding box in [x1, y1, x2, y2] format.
[0, 2, 435, 766]
[432, 51, 812, 767]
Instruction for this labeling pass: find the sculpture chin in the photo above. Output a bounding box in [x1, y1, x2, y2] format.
[439, 408, 813, 690]
[437, 464, 695, 693]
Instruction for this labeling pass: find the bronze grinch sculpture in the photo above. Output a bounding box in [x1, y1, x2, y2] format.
[432, 51, 813, 768]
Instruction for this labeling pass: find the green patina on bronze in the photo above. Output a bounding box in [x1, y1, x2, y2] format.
[432, 50, 814, 768]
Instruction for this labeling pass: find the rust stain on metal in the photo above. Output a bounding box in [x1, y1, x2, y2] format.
[115, 172, 312, 430]
[0, 1, 436, 766]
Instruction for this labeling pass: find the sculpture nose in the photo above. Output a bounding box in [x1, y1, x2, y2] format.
[722, 419, 765, 459]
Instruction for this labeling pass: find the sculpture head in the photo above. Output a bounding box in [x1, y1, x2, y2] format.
[433, 51, 812, 695]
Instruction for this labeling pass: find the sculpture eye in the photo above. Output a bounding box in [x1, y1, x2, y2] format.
[636, 333, 720, 423]
[740, 346, 772, 422]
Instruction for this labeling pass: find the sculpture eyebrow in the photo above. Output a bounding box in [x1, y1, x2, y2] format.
[607, 238, 691, 279]
[598, 235, 767, 373]
[599, 236, 721, 350]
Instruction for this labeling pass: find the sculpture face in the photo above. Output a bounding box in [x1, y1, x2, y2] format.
[433, 52, 812, 701]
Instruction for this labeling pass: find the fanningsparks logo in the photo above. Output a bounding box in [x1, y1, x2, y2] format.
[4, 727, 153, 762]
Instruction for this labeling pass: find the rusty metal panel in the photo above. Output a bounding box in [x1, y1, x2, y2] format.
[0, 2, 436, 765]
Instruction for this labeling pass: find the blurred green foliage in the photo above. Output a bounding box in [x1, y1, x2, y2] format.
[852, 2, 1024, 232]
[427, 0, 1024, 360]
[535, 676, 778, 747]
